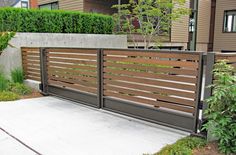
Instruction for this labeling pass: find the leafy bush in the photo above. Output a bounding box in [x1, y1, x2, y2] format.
[155, 136, 206, 155]
[0, 32, 15, 52]
[0, 73, 9, 91]
[0, 91, 19, 101]
[11, 68, 24, 84]
[0, 8, 114, 34]
[8, 83, 32, 95]
[203, 60, 236, 154]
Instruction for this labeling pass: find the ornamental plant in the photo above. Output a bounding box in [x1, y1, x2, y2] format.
[112, 0, 190, 49]
[203, 60, 236, 154]
[0, 32, 15, 53]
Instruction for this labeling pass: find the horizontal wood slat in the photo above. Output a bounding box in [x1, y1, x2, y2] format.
[48, 80, 97, 94]
[48, 58, 97, 65]
[49, 76, 97, 89]
[104, 57, 199, 68]
[104, 85, 195, 107]
[104, 74, 196, 91]
[104, 79, 195, 99]
[21, 47, 41, 81]
[48, 67, 97, 77]
[104, 62, 198, 76]
[47, 48, 98, 54]
[103, 50, 200, 60]
[104, 68, 197, 84]
[48, 62, 97, 71]
[47, 53, 97, 60]
[104, 91, 194, 114]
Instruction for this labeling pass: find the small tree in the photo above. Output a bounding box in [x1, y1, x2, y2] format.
[112, 0, 190, 49]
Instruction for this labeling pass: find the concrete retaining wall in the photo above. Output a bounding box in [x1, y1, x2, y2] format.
[0, 33, 127, 78]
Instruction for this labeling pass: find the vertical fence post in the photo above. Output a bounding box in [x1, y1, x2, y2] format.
[40, 48, 48, 95]
[193, 52, 204, 133]
[97, 49, 104, 108]
[200, 52, 215, 137]
[203, 52, 215, 115]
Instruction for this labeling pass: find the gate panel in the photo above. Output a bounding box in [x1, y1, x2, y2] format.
[41, 48, 99, 107]
[102, 49, 204, 132]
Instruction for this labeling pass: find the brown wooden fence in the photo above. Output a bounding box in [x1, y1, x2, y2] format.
[21, 47, 236, 132]
[103, 49, 202, 115]
[215, 53, 236, 68]
[21, 47, 40, 81]
[46, 48, 98, 95]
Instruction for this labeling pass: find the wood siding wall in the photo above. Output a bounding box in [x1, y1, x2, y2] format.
[213, 0, 236, 52]
[38, 0, 84, 11]
[84, 0, 117, 15]
[196, 0, 211, 51]
[171, 0, 190, 47]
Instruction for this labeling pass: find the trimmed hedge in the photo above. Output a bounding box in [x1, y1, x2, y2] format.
[0, 8, 114, 34]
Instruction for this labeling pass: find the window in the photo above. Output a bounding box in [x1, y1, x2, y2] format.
[21, 1, 29, 9]
[39, 2, 59, 10]
[224, 10, 236, 32]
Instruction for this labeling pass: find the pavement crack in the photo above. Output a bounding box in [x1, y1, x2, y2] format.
[0, 127, 43, 155]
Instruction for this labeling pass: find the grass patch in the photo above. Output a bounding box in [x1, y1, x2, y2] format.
[11, 68, 24, 84]
[154, 136, 207, 155]
[8, 83, 32, 95]
[0, 91, 19, 101]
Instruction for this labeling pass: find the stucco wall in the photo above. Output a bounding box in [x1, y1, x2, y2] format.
[0, 33, 127, 78]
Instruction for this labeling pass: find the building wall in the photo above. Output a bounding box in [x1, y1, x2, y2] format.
[30, 0, 38, 8]
[38, 0, 84, 11]
[171, 0, 190, 50]
[84, 0, 117, 15]
[196, 0, 211, 51]
[213, 0, 236, 52]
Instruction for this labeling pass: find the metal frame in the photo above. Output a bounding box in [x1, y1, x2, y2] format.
[40, 47, 205, 133]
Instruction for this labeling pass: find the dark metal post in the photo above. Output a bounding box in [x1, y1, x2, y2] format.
[40, 48, 48, 95]
[97, 49, 104, 108]
[193, 52, 204, 133]
[203, 52, 215, 115]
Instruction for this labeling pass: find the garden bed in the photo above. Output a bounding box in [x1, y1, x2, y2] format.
[193, 142, 223, 155]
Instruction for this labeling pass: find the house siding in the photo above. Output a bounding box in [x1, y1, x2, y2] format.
[38, 0, 84, 11]
[213, 0, 236, 52]
[196, 0, 211, 51]
[171, 0, 190, 49]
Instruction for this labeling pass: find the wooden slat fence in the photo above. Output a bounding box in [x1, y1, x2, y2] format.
[21, 47, 41, 81]
[103, 49, 203, 115]
[215, 53, 236, 68]
[46, 48, 98, 95]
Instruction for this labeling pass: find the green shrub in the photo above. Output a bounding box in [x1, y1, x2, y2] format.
[0, 32, 15, 52]
[11, 68, 24, 84]
[203, 60, 236, 154]
[8, 83, 32, 95]
[0, 8, 114, 34]
[0, 73, 9, 91]
[155, 136, 206, 155]
[0, 91, 19, 101]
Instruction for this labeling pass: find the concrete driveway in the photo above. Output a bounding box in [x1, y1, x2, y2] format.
[0, 97, 188, 155]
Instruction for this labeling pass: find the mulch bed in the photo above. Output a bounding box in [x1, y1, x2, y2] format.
[193, 142, 224, 155]
[21, 90, 44, 99]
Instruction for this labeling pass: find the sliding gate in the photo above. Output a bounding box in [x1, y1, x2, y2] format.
[40, 48, 204, 132]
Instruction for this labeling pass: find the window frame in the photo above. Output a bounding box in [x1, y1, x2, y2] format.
[223, 10, 236, 33]
[39, 1, 59, 10]
[21, 1, 29, 9]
